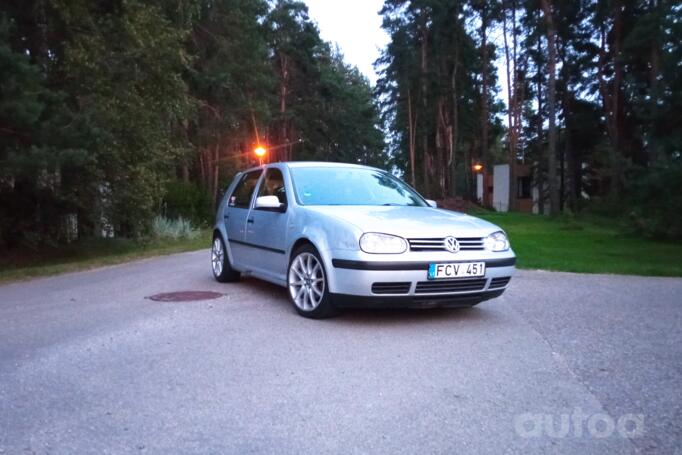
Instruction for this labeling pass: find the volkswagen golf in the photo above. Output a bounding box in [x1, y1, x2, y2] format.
[211, 162, 515, 318]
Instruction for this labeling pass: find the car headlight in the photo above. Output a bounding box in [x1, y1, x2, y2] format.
[359, 233, 407, 254]
[485, 231, 510, 252]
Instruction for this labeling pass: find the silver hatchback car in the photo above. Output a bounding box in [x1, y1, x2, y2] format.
[212, 162, 516, 318]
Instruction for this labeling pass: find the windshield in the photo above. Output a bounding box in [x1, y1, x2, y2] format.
[290, 167, 427, 207]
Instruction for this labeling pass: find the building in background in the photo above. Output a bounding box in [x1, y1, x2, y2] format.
[477, 164, 538, 213]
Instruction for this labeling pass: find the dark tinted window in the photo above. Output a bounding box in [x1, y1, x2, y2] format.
[517, 176, 531, 199]
[229, 171, 261, 208]
[257, 168, 288, 205]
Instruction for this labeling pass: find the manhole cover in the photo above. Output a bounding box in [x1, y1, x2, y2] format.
[145, 291, 225, 302]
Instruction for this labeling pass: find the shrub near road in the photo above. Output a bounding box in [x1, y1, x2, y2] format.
[0, 229, 210, 284]
[480, 212, 682, 277]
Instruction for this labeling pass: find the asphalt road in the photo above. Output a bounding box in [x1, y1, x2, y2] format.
[1, 250, 681, 454]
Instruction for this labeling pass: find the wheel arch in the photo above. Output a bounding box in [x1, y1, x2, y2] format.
[287, 235, 340, 293]
[212, 224, 237, 267]
[289, 237, 315, 258]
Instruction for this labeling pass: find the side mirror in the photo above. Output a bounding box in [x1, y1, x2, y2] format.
[255, 195, 285, 211]
[426, 199, 438, 208]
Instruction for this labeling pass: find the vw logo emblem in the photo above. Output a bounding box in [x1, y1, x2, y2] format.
[444, 236, 460, 253]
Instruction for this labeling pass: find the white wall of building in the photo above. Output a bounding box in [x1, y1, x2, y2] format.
[493, 164, 510, 212]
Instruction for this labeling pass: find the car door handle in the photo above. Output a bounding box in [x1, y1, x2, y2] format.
[247, 218, 254, 224]
[223, 214, 229, 219]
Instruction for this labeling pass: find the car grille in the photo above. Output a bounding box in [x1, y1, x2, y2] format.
[371, 282, 411, 295]
[414, 278, 487, 294]
[408, 237, 485, 251]
[489, 277, 511, 289]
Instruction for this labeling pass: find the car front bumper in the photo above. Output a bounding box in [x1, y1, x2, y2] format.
[330, 289, 506, 309]
[325, 252, 516, 308]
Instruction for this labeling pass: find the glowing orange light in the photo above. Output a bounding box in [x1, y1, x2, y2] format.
[254, 146, 267, 157]
[473, 163, 484, 173]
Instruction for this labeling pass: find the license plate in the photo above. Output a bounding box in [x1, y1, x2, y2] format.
[428, 262, 486, 280]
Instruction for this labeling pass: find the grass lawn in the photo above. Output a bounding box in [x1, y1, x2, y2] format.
[1, 213, 681, 284]
[478, 212, 682, 277]
[0, 230, 211, 284]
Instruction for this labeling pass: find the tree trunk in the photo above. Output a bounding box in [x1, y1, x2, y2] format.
[419, 13, 430, 197]
[279, 54, 290, 162]
[560, 132, 565, 211]
[199, 149, 207, 188]
[450, 56, 458, 197]
[564, 91, 576, 212]
[212, 143, 220, 207]
[407, 88, 417, 187]
[541, 0, 559, 215]
[480, 7, 489, 171]
[464, 141, 475, 201]
[503, 1, 517, 212]
[535, 25, 545, 215]
[436, 97, 448, 198]
[596, 2, 626, 193]
[648, 0, 660, 162]
[559, 50, 570, 213]
[567, 124, 580, 212]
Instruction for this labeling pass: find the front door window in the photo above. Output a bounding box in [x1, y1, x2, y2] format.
[256, 168, 288, 207]
[230, 171, 262, 208]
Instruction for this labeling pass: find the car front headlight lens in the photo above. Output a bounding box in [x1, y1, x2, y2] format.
[485, 231, 510, 252]
[359, 233, 407, 254]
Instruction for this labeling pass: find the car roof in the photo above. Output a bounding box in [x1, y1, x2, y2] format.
[285, 161, 383, 171]
[241, 161, 383, 174]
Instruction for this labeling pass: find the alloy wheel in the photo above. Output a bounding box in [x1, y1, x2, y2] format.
[211, 238, 224, 277]
[288, 252, 325, 311]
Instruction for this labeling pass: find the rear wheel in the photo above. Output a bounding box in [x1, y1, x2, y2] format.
[212, 235, 240, 282]
[287, 245, 337, 319]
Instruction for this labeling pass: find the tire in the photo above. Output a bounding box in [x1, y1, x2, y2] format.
[287, 244, 338, 319]
[211, 234, 240, 283]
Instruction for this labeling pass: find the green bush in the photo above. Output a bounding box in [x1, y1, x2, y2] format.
[627, 162, 682, 240]
[151, 216, 200, 240]
[162, 181, 213, 227]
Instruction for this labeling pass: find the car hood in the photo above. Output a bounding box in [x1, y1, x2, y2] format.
[304, 206, 501, 238]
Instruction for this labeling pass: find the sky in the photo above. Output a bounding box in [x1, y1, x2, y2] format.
[303, 1, 510, 105]
[304, 0, 389, 85]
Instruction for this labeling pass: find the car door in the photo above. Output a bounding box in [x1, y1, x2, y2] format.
[225, 169, 263, 269]
[242, 167, 290, 281]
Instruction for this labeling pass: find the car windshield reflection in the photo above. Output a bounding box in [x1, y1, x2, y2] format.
[290, 167, 426, 207]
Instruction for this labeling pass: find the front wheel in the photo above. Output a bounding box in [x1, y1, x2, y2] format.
[288, 245, 337, 319]
[212, 235, 240, 282]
